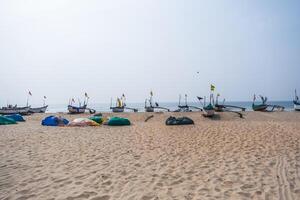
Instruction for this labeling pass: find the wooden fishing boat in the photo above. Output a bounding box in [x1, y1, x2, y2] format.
[203, 103, 215, 117]
[252, 103, 268, 111]
[175, 94, 202, 112]
[252, 95, 284, 112]
[111, 106, 125, 113]
[68, 105, 87, 114]
[29, 105, 48, 113]
[110, 95, 138, 113]
[0, 106, 31, 115]
[197, 93, 215, 117]
[144, 92, 169, 112]
[68, 93, 95, 114]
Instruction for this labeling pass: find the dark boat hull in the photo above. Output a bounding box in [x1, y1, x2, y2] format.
[252, 104, 268, 111]
[0, 106, 31, 115]
[68, 105, 87, 114]
[110, 107, 124, 113]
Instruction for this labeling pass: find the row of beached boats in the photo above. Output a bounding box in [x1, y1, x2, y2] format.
[66, 88, 300, 118]
[0, 105, 48, 115]
[2, 88, 300, 116]
[0, 92, 49, 115]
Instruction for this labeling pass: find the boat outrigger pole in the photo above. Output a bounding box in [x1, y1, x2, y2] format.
[252, 94, 284, 112]
[215, 94, 246, 111]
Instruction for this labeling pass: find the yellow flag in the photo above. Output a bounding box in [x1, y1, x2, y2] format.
[210, 84, 215, 91]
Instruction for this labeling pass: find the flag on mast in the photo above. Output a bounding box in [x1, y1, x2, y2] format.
[150, 91, 153, 96]
[28, 91, 32, 96]
[44, 96, 47, 99]
[210, 84, 215, 92]
[85, 92, 89, 99]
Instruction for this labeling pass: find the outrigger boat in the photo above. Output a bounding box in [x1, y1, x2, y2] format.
[197, 95, 215, 117]
[144, 91, 170, 112]
[174, 94, 202, 112]
[29, 105, 48, 113]
[252, 95, 284, 112]
[293, 89, 300, 111]
[68, 93, 95, 114]
[110, 94, 138, 113]
[214, 94, 246, 112]
[214, 94, 245, 118]
[26, 92, 48, 113]
[29, 96, 48, 113]
[0, 105, 31, 115]
[196, 84, 217, 117]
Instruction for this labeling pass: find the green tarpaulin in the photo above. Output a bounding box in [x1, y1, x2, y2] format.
[0, 116, 17, 125]
[89, 116, 103, 124]
[107, 117, 130, 126]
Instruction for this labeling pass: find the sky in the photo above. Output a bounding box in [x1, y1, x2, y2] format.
[0, 0, 299, 105]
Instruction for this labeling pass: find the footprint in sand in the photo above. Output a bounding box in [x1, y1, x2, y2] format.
[90, 195, 110, 200]
[102, 180, 112, 186]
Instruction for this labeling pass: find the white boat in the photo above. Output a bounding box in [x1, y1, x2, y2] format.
[29, 105, 48, 113]
[0, 106, 31, 115]
[294, 103, 300, 111]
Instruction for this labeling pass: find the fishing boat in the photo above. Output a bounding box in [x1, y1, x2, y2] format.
[68, 104, 87, 114]
[203, 103, 215, 117]
[0, 105, 31, 115]
[25, 93, 49, 113]
[293, 89, 300, 111]
[68, 93, 96, 114]
[174, 94, 202, 112]
[29, 105, 48, 113]
[252, 95, 284, 111]
[110, 95, 138, 113]
[197, 95, 215, 117]
[144, 91, 169, 112]
[215, 94, 246, 112]
[110, 97, 124, 112]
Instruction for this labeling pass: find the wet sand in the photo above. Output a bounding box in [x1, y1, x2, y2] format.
[1, 112, 300, 200]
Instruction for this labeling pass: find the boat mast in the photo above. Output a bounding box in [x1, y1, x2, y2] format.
[185, 94, 187, 106]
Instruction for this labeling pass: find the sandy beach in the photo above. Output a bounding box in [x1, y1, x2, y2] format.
[1, 112, 300, 200]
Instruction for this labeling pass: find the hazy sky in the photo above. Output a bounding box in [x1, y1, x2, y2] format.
[0, 0, 299, 105]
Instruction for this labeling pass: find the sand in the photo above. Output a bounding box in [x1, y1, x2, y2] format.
[1, 112, 300, 200]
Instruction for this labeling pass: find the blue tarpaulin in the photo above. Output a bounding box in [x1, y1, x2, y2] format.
[5, 114, 25, 122]
[41, 116, 69, 126]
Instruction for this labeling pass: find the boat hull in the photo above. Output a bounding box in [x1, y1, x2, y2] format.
[0, 106, 30, 115]
[68, 105, 86, 114]
[294, 103, 300, 111]
[111, 107, 124, 113]
[252, 104, 268, 111]
[29, 105, 48, 113]
[203, 109, 215, 117]
[145, 107, 154, 112]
